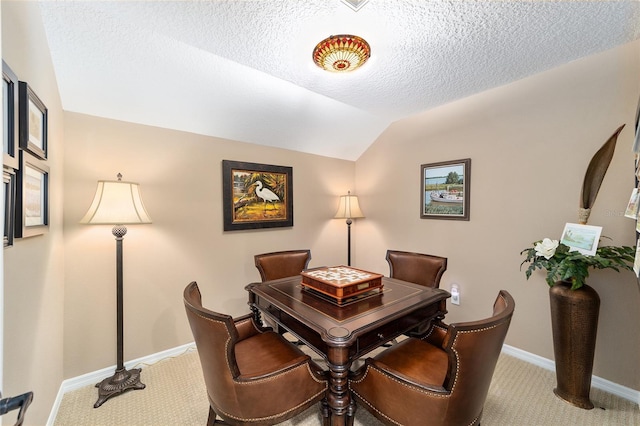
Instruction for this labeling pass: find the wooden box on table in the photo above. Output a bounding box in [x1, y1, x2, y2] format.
[300, 266, 383, 304]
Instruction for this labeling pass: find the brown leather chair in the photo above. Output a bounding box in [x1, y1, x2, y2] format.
[254, 249, 311, 282]
[183, 282, 328, 425]
[350, 290, 515, 426]
[386, 250, 447, 288]
[254, 249, 312, 338]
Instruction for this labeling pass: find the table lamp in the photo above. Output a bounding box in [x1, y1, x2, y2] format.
[80, 173, 152, 408]
[334, 191, 364, 266]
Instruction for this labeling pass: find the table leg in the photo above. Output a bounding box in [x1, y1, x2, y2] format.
[324, 346, 356, 426]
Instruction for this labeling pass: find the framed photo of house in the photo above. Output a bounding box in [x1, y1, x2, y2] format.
[15, 151, 49, 238]
[421, 158, 470, 221]
[3, 60, 19, 170]
[560, 223, 602, 256]
[222, 160, 293, 231]
[18, 81, 48, 160]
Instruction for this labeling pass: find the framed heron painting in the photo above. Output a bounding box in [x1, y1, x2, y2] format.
[222, 160, 293, 231]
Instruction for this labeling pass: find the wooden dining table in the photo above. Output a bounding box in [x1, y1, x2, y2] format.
[245, 274, 449, 426]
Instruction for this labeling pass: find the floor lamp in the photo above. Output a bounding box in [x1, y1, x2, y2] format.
[80, 173, 152, 408]
[334, 191, 364, 266]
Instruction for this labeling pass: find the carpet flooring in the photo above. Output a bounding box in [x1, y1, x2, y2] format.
[53, 346, 639, 425]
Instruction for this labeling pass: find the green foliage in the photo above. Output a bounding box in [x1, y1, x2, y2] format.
[520, 242, 635, 290]
[445, 171, 460, 184]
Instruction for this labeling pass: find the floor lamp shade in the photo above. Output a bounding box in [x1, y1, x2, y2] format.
[80, 178, 152, 225]
[334, 191, 364, 266]
[81, 174, 151, 408]
[334, 191, 364, 220]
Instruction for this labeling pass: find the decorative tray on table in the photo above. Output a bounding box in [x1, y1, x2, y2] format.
[300, 266, 384, 304]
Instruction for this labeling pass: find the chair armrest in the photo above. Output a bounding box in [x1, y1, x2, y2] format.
[422, 322, 448, 348]
[234, 314, 262, 341]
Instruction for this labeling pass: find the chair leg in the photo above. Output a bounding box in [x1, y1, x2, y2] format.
[381, 338, 398, 347]
[207, 406, 226, 426]
[207, 407, 217, 426]
[208, 407, 231, 425]
[321, 398, 331, 426]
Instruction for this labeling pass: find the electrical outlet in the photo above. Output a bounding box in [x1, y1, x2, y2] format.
[451, 283, 460, 305]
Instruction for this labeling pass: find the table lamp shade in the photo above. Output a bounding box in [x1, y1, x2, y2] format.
[334, 192, 364, 219]
[80, 180, 152, 225]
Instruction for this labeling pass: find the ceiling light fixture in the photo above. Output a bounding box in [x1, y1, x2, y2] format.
[313, 34, 371, 73]
[340, 0, 369, 12]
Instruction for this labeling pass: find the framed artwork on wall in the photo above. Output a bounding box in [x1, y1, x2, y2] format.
[421, 158, 471, 221]
[3, 169, 16, 247]
[15, 150, 49, 238]
[222, 160, 293, 231]
[3, 60, 19, 170]
[18, 81, 48, 160]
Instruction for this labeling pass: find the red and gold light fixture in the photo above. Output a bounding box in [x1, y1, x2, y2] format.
[313, 34, 371, 73]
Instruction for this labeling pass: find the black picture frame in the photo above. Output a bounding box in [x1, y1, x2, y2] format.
[222, 160, 293, 231]
[18, 81, 48, 160]
[3, 168, 16, 247]
[3, 60, 19, 170]
[420, 158, 471, 221]
[15, 150, 49, 238]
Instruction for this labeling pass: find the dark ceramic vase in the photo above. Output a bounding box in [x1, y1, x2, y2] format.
[549, 280, 600, 409]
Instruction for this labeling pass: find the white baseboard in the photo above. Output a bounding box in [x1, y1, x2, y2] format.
[47, 342, 639, 425]
[502, 344, 640, 407]
[46, 342, 196, 426]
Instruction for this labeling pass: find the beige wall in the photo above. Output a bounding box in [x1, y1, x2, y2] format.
[2, 2, 65, 424]
[354, 39, 640, 390]
[62, 113, 353, 377]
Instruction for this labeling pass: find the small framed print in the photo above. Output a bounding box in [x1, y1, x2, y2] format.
[222, 160, 293, 231]
[634, 240, 640, 277]
[18, 81, 48, 159]
[560, 223, 602, 256]
[421, 158, 471, 221]
[3, 168, 16, 247]
[625, 187, 639, 219]
[3, 60, 19, 170]
[15, 151, 49, 238]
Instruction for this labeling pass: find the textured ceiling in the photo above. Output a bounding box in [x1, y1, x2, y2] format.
[38, 1, 640, 160]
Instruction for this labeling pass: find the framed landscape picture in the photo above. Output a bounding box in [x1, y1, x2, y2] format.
[222, 160, 293, 231]
[15, 151, 49, 238]
[421, 158, 471, 221]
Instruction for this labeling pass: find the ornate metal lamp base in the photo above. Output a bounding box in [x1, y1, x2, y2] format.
[94, 367, 145, 408]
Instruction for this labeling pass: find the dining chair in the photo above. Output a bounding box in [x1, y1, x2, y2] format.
[349, 290, 515, 426]
[254, 249, 312, 342]
[386, 249, 447, 288]
[254, 249, 312, 282]
[183, 281, 328, 425]
[383, 250, 448, 342]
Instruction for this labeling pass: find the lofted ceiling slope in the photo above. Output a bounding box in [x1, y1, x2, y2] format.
[38, 1, 640, 160]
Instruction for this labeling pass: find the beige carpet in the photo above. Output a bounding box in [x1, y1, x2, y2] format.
[54, 346, 639, 425]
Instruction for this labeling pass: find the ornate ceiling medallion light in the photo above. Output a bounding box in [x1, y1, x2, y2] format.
[313, 34, 371, 72]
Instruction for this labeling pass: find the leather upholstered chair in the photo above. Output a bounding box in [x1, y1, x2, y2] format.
[386, 250, 447, 288]
[183, 282, 328, 425]
[350, 290, 515, 426]
[254, 249, 312, 338]
[254, 249, 311, 282]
